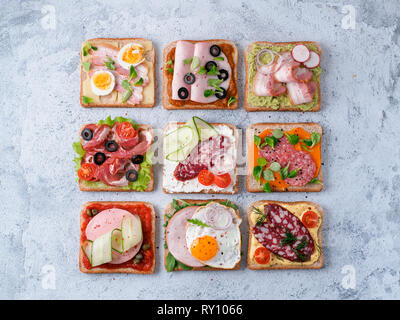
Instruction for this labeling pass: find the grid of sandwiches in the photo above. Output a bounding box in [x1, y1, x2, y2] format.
[76, 38, 325, 274]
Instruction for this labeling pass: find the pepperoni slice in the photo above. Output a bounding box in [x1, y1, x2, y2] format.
[301, 211, 319, 228]
[254, 247, 271, 265]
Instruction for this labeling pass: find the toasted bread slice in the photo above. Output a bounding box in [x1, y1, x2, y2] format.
[80, 38, 155, 108]
[164, 199, 241, 271]
[162, 122, 238, 194]
[246, 122, 323, 192]
[247, 200, 323, 270]
[79, 201, 156, 274]
[162, 40, 238, 110]
[78, 124, 154, 192]
[245, 41, 321, 112]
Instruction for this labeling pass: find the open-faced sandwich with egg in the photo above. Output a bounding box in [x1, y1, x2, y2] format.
[80, 38, 155, 108]
[164, 199, 241, 271]
[79, 201, 155, 274]
[73, 116, 153, 192]
[247, 200, 323, 270]
[162, 117, 238, 194]
[246, 122, 322, 192]
[163, 40, 238, 109]
[245, 41, 322, 112]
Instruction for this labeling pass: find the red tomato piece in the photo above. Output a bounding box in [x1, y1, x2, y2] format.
[301, 210, 319, 228]
[78, 163, 96, 181]
[116, 121, 136, 139]
[254, 247, 271, 265]
[214, 173, 231, 188]
[198, 170, 215, 186]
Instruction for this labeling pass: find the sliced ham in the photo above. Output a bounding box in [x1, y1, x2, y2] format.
[286, 81, 317, 105]
[85, 208, 143, 264]
[171, 41, 195, 100]
[253, 71, 286, 97]
[166, 206, 204, 267]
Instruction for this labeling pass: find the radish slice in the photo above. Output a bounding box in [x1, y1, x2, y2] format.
[291, 44, 310, 63]
[303, 51, 320, 69]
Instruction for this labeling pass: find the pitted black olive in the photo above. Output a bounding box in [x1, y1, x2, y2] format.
[131, 154, 144, 164]
[210, 45, 221, 57]
[178, 87, 189, 99]
[126, 169, 139, 182]
[205, 61, 217, 72]
[183, 73, 196, 85]
[81, 128, 93, 141]
[94, 152, 106, 165]
[105, 140, 119, 152]
[218, 69, 229, 81]
[215, 87, 227, 99]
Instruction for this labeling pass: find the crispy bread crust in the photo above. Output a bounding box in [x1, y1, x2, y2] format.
[78, 124, 154, 192]
[247, 200, 323, 270]
[162, 123, 239, 194]
[80, 38, 155, 108]
[163, 199, 241, 271]
[244, 41, 321, 112]
[79, 201, 156, 274]
[162, 39, 239, 110]
[246, 122, 323, 192]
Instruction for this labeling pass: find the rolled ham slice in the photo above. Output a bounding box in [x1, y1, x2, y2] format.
[286, 81, 317, 105]
[86, 208, 142, 264]
[171, 41, 195, 100]
[190, 42, 231, 103]
[253, 71, 286, 97]
[166, 206, 204, 267]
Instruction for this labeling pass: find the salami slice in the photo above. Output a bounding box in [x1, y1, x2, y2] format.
[174, 135, 231, 181]
[258, 136, 295, 165]
[252, 204, 315, 262]
[284, 151, 316, 186]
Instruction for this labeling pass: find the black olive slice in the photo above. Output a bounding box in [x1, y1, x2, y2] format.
[215, 87, 227, 99]
[81, 128, 93, 141]
[105, 140, 119, 152]
[205, 61, 217, 72]
[131, 154, 144, 164]
[183, 73, 196, 85]
[217, 69, 229, 81]
[126, 169, 139, 182]
[210, 45, 221, 57]
[178, 87, 189, 99]
[94, 152, 106, 165]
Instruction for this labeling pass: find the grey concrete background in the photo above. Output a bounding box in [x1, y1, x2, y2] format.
[1, 0, 399, 300]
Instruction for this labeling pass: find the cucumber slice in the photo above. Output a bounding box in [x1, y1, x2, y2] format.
[164, 125, 195, 155]
[192, 116, 218, 141]
[111, 229, 123, 253]
[121, 215, 142, 251]
[91, 231, 113, 267]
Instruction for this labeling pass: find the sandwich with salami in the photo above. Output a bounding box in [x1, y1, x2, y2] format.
[80, 38, 155, 108]
[164, 199, 241, 271]
[245, 41, 322, 112]
[73, 116, 153, 192]
[163, 117, 238, 194]
[79, 201, 155, 274]
[163, 40, 238, 109]
[247, 200, 323, 270]
[246, 122, 322, 192]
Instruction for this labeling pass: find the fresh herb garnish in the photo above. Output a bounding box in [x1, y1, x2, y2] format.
[121, 79, 132, 103]
[262, 169, 275, 181]
[198, 66, 207, 74]
[287, 168, 300, 178]
[252, 206, 267, 226]
[257, 157, 267, 167]
[177, 261, 193, 270]
[166, 252, 177, 272]
[272, 129, 284, 139]
[129, 65, 137, 81]
[187, 218, 210, 228]
[104, 57, 115, 70]
[260, 136, 278, 149]
[166, 59, 173, 65]
[167, 67, 174, 74]
[285, 133, 299, 145]
[263, 182, 271, 193]
[82, 96, 93, 104]
[183, 57, 193, 65]
[302, 132, 320, 148]
[87, 42, 97, 51]
[207, 64, 220, 76]
[218, 200, 238, 210]
[190, 56, 200, 71]
[269, 162, 281, 172]
[82, 61, 91, 72]
[280, 230, 297, 246]
[207, 78, 223, 90]
[214, 56, 224, 61]
[295, 237, 308, 251]
[254, 135, 261, 147]
[134, 77, 143, 86]
[253, 166, 263, 182]
[279, 164, 299, 180]
[204, 89, 215, 97]
[82, 46, 88, 57]
[227, 96, 236, 106]
[309, 178, 322, 184]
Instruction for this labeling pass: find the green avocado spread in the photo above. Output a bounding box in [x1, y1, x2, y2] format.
[247, 43, 322, 111]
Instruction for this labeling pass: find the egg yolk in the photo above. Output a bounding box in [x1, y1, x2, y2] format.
[190, 235, 219, 262]
[92, 72, 112, 90]
[122, 45, 144, 65]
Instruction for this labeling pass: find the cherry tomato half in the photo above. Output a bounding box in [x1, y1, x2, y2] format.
[78, 163, 97, 181]
[254, 247, 271, 265]
[198, 170, 215, 186]
[301, 210, 319, 228]
[116, 121, 136, 139]
[214, 173, 231, 189]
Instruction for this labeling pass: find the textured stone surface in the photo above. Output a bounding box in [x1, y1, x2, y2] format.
[1, 0, 399, 299]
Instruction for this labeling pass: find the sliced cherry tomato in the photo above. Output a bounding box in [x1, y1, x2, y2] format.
[78, 163, 97, 181]
[116, 121, 136, 139]
[198, 170, 215, 186]
[214, 173, 231, 188]
[254, 247, 270, 265]
[301, 210, 319, 228]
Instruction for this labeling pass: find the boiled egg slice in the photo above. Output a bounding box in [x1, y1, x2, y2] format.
[117, 43, 145, 70]
[90, 70, 115, 96]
